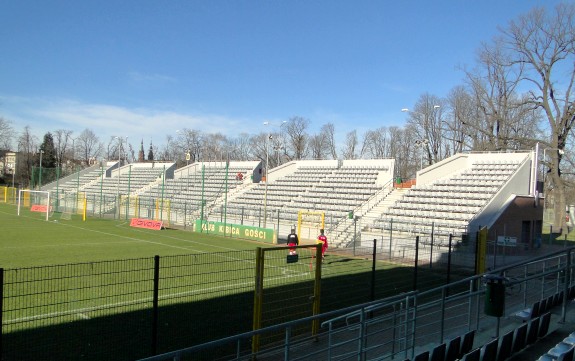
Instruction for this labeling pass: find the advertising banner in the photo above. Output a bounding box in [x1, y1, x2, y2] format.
[195, 220, 275, 243]
[130, 218, 163, 231]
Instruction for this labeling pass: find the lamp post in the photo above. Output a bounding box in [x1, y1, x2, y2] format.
[115, 136, 123, 198]
[262, 120, 286, 229]
[67, 134, 76, 165]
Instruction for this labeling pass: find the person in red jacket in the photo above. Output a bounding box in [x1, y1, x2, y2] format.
[317, 229, 328, 261]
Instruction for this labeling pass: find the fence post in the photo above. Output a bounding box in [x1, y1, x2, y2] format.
[413, 236, 419, 291]
[184, 202, 187, 229]
[562, 248, 572, 323]
[389, 218, 393, 259]
[446, 234, 453, 288]
[0, 268, 3, 359]
[252, 247, 264, 355]
[371, 239, 377, 301]
[152, 256, 160, 355]
[430, 222, 434, 268]
[312, 244, 322, 336]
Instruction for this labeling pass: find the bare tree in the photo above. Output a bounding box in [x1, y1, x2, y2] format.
[202, 133, 228, 161]
[175, 129, 203, 163]
[320, 123, 337, 160]
[361, 127, 390, 159]
[463, 39, 543, 151]
[0, 117, 14, 150]
[494, 4, 575, 231]
[284, 116, 309, 160]
[161, 135, 174, 161]
[445, 86, 479, 154]
[77, 129, 103, 164]
[16, 126, 39, 187]
[52, 129, 74, 167]
[405, 94, 444, 165]
[229, 133, 252, 162]
[388, 126, 418, 180]
[341, 130, 358, 160]
[308, 133, 330, 160]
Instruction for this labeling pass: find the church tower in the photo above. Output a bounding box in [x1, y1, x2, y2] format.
[138, 140, 145, 162]
[148, 140, 154, 161]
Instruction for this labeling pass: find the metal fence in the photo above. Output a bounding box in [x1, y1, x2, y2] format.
[138, 247, 575, 361]
[0, 236, 476, 360]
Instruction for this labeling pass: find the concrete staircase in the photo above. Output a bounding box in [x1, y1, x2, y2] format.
[331, 186, 407, 248]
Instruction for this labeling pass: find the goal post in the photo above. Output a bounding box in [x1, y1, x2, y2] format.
[17, 190, 52, 221]
[252, 244, 322, 354]
[297, 210, 325, 241]
[58, 192, 87, 221]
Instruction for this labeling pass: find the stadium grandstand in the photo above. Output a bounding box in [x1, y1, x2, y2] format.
[41, 150, 541, 255]
[13, 149, 567, 361]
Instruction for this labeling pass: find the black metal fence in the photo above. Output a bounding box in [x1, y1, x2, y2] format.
[0, 238, 476, 361]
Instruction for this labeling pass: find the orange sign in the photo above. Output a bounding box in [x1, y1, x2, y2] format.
[31, 205, 50, 212]
[130, 218, 163, 231]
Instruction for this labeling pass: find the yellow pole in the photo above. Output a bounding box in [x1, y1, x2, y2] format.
[82, 197, 87, 221]
[476, 227, 488, 274]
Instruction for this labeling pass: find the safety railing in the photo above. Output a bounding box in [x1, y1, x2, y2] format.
[137, 247, 575, 361]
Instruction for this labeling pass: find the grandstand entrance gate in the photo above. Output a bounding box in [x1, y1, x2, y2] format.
[252, 244, 322, 354]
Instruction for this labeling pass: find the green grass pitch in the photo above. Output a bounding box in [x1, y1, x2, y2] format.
[0, 202, 269, 268]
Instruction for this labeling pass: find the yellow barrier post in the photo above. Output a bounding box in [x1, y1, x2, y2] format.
[476, 227, 488, 274]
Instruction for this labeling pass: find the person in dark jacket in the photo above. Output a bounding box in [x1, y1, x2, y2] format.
[287, 228, 299, 255]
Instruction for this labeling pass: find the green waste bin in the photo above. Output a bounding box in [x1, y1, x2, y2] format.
[484, 274, 507, 317]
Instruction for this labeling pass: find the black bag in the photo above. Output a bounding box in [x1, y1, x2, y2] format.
[286, 254, 299, 263]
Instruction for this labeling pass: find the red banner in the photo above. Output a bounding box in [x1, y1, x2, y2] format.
[31, 205, 50, 212]
[130, 218, 163, 231]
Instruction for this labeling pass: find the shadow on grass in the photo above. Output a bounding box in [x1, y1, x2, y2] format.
[1, 262, 470, 361]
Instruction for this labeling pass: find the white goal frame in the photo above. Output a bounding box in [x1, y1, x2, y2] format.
[17, 190, 52, 221]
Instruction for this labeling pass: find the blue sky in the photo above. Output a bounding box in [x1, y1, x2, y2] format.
[0, 0, 564, 150]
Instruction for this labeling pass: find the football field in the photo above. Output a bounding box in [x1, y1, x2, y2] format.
[0, 202, 268, 268]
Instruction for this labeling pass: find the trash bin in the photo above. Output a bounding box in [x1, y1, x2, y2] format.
[483, 274, 507, 317]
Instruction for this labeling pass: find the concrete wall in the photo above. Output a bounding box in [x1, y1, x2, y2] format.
[488, 195, 543, 247]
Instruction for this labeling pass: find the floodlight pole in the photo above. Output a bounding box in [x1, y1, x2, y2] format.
[262, 120, 286, 229]
[116, 136, 121, 200]
[263, 131, 270, 229]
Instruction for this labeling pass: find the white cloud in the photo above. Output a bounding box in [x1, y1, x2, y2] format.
[0, 96, 256, 146]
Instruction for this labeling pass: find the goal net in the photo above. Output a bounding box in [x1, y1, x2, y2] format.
[58, 192, 87, 221]
[17, 190, 53, 221]
[297, 210, 325, 241]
